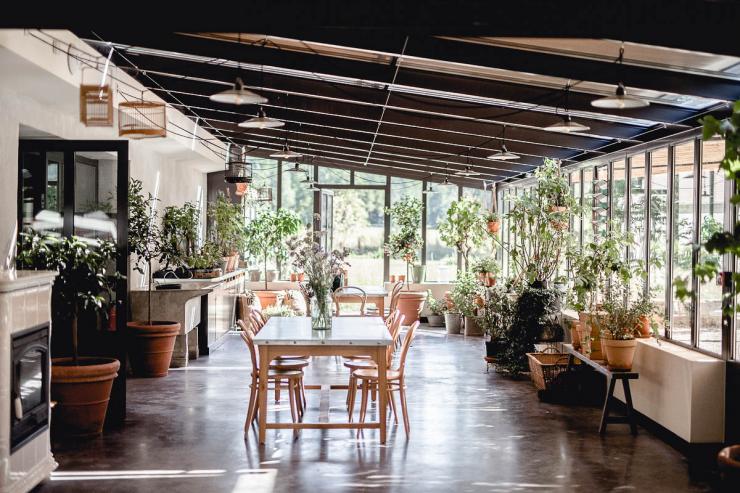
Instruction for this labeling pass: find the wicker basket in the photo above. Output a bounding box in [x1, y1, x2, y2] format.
[526, 352, 570, 391]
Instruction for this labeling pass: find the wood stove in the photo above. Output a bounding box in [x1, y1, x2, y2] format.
[10, 324, 49, 453]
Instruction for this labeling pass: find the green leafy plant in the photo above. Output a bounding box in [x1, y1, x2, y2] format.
[426, 291, 448, 316]
[384, 196, 424, 285]
[599, 281, 641, 340]
[185, 242, 222, 270]
[208, 192, 246, 257]
[128, 178, 161, 324]
[471, 257, 501, 276]
[484, 211, 500, 223]
[160, 202, 200, 270]
[17, 233, 120, 363]
[439, 197, 487, 271]
[243, 208, 302, 289]
[262, 305, 297, 319]
[480, 285, 515, 341]
[676, 101, 740, 306]
[450, 270, 483, 317]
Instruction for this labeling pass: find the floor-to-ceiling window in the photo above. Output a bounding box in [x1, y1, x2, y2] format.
[281, 163, 314, 229]
[612, 160, 627, 235]
[570, 170, 582, 248]
[594, 164, 609, 237]
[698, 138, 726, 354]
[390, 177, 423, 280]
[649, 148, 670, 331]
[670, 141, 696, 344]
[463, 186, 495, 266]
[426, 183, 458, 282]
[629, 154, 647, 295]
[582, 168, 594, 246]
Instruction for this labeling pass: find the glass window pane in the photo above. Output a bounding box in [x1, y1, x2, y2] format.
[501, 190, 510, 279]
[649, 148, 669, 332]
[629, 154, 647, 296]
[463, 186, 493, 265]
[698, 138, 725, 354]
[333, 188, 385, 285]
[73, 151, 118, 243]
[670, 141, 695, 345]
[426, 183, 458, 282]
[612, 160, 627, 235]
[594, 164, 609, 237]
[570, 171, 581, 248]
[281, 163, 314, 229]
[390, 177, 423, 278]
[582, 169, 594, 245]
[319, 166, 350, 185]
[355, 171, 385, 185]
[251, 159, 278, 211]
[20, 150, 65, 235]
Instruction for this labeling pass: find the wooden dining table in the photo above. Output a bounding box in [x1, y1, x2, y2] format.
[333, 285, 388, 316]
[252, 316, 393, 444]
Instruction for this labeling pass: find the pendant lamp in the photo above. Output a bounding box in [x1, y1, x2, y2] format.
[210, 77, 267, 106]
[239, 107, 284, 129]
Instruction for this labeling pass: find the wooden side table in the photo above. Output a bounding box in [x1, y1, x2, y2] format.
[563, 344, 639, 435]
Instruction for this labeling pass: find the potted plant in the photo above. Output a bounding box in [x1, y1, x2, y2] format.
[444, 309, 462, 334]
[599, 282, 640, 370]
[426, 291, 447, 327]
[127, 179, 181, 377]
[451, 270, 484, 336]
[439, 197, 487, 271]
[631, 292, 658, 338]
[485, 211, 501, 234]
[480, 285, 515, 359]
[471, 257, 501, 287]
[185, 242, 222, 279]
[243, 207, 301, 306]
[17, 233, 121, 435]
[208, 192, 247, 272]
[286, 230, 350, 329]
[159, 201, 200, 277]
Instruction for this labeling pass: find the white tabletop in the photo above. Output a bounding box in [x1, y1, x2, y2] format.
[335, 285, 388, 296]
[253, 316, 392, 346]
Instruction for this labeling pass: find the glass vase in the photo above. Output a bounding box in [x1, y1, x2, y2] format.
[311, 293, 333, 330]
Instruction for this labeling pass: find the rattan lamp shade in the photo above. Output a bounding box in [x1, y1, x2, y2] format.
[80, 85, 113, 127]
[118, 101, 166, 139]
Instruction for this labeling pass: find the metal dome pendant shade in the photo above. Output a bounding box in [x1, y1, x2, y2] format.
[455, 164, 481, 177]
[210, 78, 267, 105]
[271, 145, 303, 160]
[238, 107, 284, 129]
[591, 82, 649, 109]
[545, 114, 591, 133]
[487, 144, 520, 160]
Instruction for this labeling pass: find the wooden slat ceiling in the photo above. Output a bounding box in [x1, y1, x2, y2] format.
[79, 29, 740, 186]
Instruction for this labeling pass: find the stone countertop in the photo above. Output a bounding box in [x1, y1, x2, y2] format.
[154, 269, 247, 286]
[0, 270, 57, 292]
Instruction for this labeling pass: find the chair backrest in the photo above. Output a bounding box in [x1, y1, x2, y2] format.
[386, 313, 405, 366]
[388, 281, 404, 312]
[385, 309, 398, 330]
[237, 320, 259, 375]
[249, 311, 265, 333]
[333, 286, 367, 316]
[395, 321, 419, 377]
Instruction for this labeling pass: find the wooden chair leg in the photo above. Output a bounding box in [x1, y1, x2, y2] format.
[371, 383, 377, 403]
[288, 379, 298, 423]
[245, 381, 258, 433]
[388, 388, 398, 424]
[300, 380, 307, 413]
[346, 373, 354, 408]
[348, 375, 357, 422]
[399, 384, 410, 435]
[358, 379, 369, 438]
[294, 379, 304, 420]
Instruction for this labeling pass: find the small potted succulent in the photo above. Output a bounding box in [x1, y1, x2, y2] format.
[485, 211, 501, 234]
[425, 291, 447, 327]
[17, 233, 122, 435]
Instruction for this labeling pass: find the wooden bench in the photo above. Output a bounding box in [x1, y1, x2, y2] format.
[563, 343, 639, 435]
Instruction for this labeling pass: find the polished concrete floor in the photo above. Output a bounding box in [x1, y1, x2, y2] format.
[39, 326, 711, 492]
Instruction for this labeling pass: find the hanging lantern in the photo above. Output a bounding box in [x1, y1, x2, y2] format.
[255, 186, 273, 202]
[118, 99, 166, 139]
[224, 145, 253, 184]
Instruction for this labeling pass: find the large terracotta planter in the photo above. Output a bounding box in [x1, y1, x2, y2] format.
[254, 290, 280, 308]
[51, 357, 120, 436]
[397, 291, 427, 324]
[127, 321, 180, 377]
[464, 316, 484, 336]
[602, 338, 637, 370]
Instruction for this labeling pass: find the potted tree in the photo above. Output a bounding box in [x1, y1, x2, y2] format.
[599, 281, 641, 370]
[208, 192, 247, 273]
[17, 233, 121, 435]
[244, 207, 302, 307]
[384, 196, 427, 322]
[425, 291, 447, 327]
[472, 257, 501, 287]
[439, 197, 487, 271]
[127, 179, 181, 377]
[451, 270, 484, 336]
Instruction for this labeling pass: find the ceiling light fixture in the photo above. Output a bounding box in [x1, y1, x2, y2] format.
[590, 46, 649, 109]
[209, 77, 267, 106]
[487, 126, 520, 160]
[270, 145, 303, 160]
[455, 154, 481, 177]
[238, 107, 284, 129]
[546, 83, 591, 133]
[440, 176, 456, 187]
[422, 183, 437, 194]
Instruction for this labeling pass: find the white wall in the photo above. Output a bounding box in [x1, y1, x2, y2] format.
[0, 30, 220, 286]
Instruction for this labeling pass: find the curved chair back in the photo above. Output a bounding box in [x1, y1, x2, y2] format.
[396, 321, 419, 378]
[388, 281, 404, 313]
[385, 309, 399, 330]
[238, 321, 259, 375]
[334, 286, 367, 316]
[249, 311, 265, 333]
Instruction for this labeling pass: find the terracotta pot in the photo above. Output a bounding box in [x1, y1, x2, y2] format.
[464, 316, 484, 336]
[444, 291, 455, 310]
[51, 357, 120, 436]
[398, 274, 406, 283]
[485, 274, 497, 287]
[579, 311, 606, 361]
[487, 220, 501, 234]
[298, 273, 305, 282]
[127, 321, 180, 377]
[636, 315, 652, 338]
[444, 312, 462, 334]
[396, 291, 427, 324]
[290, 273, 298, 282]
[549, 205, 568, 213]
[569, 321, 583, 351]
[474, 294, 485, 308]
[389, 275, 396, 283]
[602, 338, 637, 370]
[254, 290, 280, 308]
[551, 220, 569, 231]
[718, 445, 740, 486]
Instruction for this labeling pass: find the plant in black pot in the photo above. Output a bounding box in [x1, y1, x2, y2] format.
[480, 285, 515, 360]
[17, 232, 121, 435]
[127, 178, 181, 378]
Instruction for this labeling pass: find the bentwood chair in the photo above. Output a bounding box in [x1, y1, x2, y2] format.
[334, 286, 368, 316]
[354, 321, 419, 435]
[345, 312, 404, 419]
[238, 322, 306, 435]
[388, 281, 404, 315]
